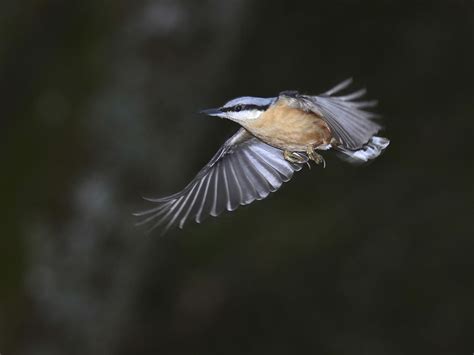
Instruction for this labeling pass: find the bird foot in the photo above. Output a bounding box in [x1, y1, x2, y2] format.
[307, 147, 326, 168]
[283, 150, 308, 164]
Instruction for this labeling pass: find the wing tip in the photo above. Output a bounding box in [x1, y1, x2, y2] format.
[323, 77, 354, 95]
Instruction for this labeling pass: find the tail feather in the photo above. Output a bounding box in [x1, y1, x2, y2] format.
[336, 136, 390, 164]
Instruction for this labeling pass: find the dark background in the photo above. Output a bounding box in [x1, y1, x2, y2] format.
[1, 0, 473, 354]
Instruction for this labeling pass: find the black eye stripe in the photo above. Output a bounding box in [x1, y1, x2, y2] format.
[221, 104, 270, 113]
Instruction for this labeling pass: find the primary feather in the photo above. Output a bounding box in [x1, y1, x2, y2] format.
[293, 78, 382, 150]
[134, 129, 305, 234]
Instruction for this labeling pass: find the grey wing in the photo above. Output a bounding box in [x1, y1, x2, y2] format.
[134, 128, 305, 234]
[299, 78, 382, 150]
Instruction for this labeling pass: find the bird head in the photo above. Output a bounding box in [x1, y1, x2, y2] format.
[200, 96, 276, 123]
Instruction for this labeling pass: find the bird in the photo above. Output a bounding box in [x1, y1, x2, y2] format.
[134, 78, 390, 234]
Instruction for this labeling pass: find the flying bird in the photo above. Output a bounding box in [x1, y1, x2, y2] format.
[135, 78, 390, 234]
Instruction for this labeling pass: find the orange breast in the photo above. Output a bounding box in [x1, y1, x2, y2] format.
[242, 100, 333, 152]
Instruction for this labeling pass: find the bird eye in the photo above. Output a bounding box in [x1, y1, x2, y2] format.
[234, 105, 243, 112]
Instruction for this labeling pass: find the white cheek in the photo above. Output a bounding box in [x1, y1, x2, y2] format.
[229, 110, 262, 121]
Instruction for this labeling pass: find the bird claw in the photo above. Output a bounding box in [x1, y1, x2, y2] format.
[283, 149, 325, 169]
[307, 147, 326, 168]
[283, 150, 308, 164]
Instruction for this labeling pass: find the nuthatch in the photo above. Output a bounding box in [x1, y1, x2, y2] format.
[135, 78, 390, 234]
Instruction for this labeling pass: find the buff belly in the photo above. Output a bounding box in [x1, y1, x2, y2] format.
[241, 101, 333, 152]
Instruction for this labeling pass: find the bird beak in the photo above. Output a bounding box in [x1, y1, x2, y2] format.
[200, 108, 222, 116]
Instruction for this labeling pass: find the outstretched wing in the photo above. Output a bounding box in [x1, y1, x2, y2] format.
[297, 78, 382, 150]
[134, 128, 306, 234]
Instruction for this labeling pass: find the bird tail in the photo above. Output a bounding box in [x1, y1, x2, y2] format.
[335, 136, 390, 164]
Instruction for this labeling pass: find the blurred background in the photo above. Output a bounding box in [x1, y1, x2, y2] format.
[1, 0, 473, 354]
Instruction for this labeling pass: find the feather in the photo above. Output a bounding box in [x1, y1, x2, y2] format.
[300, 79, 382, 150]
[136, 128, 302, 234]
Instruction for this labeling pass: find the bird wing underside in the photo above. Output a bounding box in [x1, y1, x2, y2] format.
[292, 78, 382, 150]
[134, 128, 305, 234]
